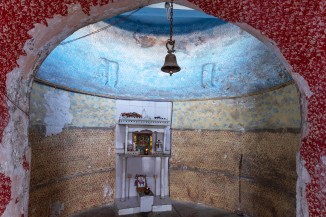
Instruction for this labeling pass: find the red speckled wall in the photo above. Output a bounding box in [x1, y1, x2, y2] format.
[0, 0, 325, 216]
[0, 174, 11, 215]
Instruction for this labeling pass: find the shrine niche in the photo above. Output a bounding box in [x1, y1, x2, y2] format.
[115, 113, 172, 215]
[133, 130, 153, 155]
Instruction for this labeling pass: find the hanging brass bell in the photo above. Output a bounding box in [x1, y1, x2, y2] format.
[161, 53, 181, 76]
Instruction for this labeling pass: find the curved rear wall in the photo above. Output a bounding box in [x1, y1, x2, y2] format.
[29, 83, 116, 217]
[29, 82, 301, 217]
[170, 84, 301, 217]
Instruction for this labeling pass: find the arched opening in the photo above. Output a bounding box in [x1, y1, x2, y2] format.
[27, 2, 301, 217]
[2, 1, 324, 217]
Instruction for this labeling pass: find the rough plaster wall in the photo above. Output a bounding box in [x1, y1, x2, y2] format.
[172, 84, 301, 130]
[28, 128, 116, 217]
[69, 91, 116, 127]
[30, 83, 117, 128]
[0, 54, 32, 216]
[185, 1, 325, 216]
[44, 90, 73, 136]
[170, 84, 301, 216]
[170, 130, 301, 217]
[28, 83, 117, 216]
[0, 0, 325, 216]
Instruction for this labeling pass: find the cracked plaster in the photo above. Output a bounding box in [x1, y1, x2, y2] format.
[44, 90, 73, 136]
[29, 83, 117, 128]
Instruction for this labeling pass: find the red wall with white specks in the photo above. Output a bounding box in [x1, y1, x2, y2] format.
[0, 0, 325, 216]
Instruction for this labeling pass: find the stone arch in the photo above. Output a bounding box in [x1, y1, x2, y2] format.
[0, 0, 324, 216]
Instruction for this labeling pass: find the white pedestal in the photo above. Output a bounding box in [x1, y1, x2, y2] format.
[139, 194, 154, 212]
[115, 196, 172, 215]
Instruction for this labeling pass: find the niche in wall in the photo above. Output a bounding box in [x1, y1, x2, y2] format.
[115, 100, 172, 215]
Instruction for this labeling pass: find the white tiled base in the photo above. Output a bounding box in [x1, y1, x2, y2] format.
[115, 196, 172, 215]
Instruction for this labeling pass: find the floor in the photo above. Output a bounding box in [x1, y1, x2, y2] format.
[72, 201, 244, 217]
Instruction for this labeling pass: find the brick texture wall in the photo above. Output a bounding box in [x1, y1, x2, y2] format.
[29, 127, 116, 217]
[170, 130, 300, 217]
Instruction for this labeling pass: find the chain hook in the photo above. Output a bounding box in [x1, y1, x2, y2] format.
[166, 39, 175, 53]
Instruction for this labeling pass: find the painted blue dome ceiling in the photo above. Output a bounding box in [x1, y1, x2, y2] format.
[36, 4, 292, 100]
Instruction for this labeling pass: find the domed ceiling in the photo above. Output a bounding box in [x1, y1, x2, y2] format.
[36, 3, 292, 101]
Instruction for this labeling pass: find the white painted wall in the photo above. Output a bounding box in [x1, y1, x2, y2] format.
[115, 100, 172, 199]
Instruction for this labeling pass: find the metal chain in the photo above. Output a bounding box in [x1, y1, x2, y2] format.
[169, 0, 173, 41]
[165, 0, 175, 53]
